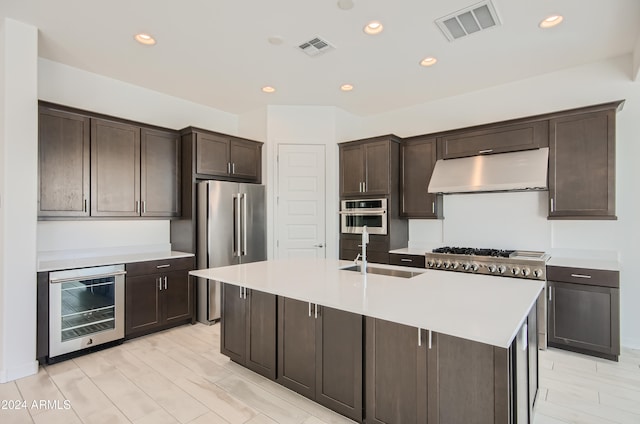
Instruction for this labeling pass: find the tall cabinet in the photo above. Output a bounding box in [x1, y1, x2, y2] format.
[400, 136, 442, 219]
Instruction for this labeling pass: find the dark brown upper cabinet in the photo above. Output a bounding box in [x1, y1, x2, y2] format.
[441, 120, 548, 159]
[339, 135, 401, 197]
[38, 103, 181, 219]
[548, 102, 622, 220]
[38, 107, 90, 217]
[141, 128, 181, 217]
[91, 118, 141, 217]
[400, 136, 442, 219]
[193, 129, 262, 183]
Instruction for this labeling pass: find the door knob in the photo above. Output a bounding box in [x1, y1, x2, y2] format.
[313, 243, 324, 248]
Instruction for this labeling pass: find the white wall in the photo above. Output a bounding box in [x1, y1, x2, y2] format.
[0, 18, 39, 383]
[262, 105, 341, 260]
[349, 54, 640, 348]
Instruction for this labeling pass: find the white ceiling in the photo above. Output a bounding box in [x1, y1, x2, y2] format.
[1, 0, 639, 116]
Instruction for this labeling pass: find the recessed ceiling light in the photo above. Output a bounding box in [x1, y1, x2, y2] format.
[261, 86, 276, 93]
[539, 15, 564, 29]
[267, 36, 284, 45]
[340, 84, 354, 92]
[364, 21, 384, 35]
[337, 0, 354, 11]
[134, 33, 156, 46]
[420, 57, 438, 67]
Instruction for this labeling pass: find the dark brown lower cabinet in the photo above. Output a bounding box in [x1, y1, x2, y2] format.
[278, 297, 363, 422]
[547, 272, 620, 361]
[365, 318, 428, 424]
[221, 283, 277, 379]
[125, 257, 194, 338]
[366, 316, 536, 424]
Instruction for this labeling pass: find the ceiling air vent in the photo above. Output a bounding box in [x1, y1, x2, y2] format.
[298, 36, 334, 57]
[435, 0, 501, 42]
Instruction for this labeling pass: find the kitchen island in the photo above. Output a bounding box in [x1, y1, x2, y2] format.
[191, 258, 543, 424]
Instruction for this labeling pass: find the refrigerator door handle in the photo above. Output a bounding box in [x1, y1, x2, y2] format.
[233, 194, 241, 257]
[242, 193, 248, 256]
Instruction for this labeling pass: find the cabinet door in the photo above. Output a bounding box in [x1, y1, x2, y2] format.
[547, 281, 619, 357]
[125, 274, 161, 336]
[548, 110, 616, 219]
[230, 138, 261, 182]
[163, 269, 192, 324]
[91, 119, 141, 216]
[221, 283, 247, 364]
[365, 318, 428, 424]
[316, 306, 363, 422]
[277, 297, 317, 399]
[441, 120, 548, 159]
[401, 137, 441, 218]
[38, 107, 90, 217]
[364, 140, 391, 195]
[245, 289, 277, 379]
[340, 144, 365, 196]
[427, 333, 510, 424]
[195, 133, 230, 177]
[141, 128, 180, 217]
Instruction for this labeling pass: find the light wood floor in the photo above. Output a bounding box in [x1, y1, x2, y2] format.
[1, 323, 639, 424]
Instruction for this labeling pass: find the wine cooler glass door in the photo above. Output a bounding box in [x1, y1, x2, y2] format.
[49, 264, 125, 358]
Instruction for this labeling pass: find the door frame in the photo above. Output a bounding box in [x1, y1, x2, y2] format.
[274, 143, 328, 259]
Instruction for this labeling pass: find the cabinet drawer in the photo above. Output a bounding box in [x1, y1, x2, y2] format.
[546, 266, 619, 288]
[341, 238, 388, 253]
[126, 256, 195, 277]
[389, 253, 425, 268]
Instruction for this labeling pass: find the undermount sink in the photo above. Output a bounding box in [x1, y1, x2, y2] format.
[341, 265, 424, 279]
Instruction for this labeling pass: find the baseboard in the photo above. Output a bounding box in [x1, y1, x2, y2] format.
[0, 359, 39, 383]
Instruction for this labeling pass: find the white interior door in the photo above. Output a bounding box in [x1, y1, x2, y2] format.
[276, 144, 326, 259]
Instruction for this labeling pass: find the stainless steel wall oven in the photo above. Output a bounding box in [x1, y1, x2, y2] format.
[49, 264, 125, 358]
[340, 198, 388, 235]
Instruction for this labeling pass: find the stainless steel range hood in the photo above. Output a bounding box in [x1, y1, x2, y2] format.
[428, 147, 549, 194]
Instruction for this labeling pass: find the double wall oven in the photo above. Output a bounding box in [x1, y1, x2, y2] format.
[48, 264, 126, 359]
[340, 198, 387, 235]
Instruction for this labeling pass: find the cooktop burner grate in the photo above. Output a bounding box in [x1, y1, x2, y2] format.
[432, 246, 515, 258]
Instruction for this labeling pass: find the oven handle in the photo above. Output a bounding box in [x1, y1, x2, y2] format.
[50, 270, 127, 284]
[339, 210, 387, 215]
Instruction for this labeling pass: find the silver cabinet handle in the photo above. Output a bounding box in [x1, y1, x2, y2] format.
[232, 163, 235, 174]
[164, 276, 167, 290]
[84, 199, 87, 212]
[314, 304, 319, 319]
[142, 201, 146, 214]
[418, 328, 422, 347]
[156, 264, 170, 269]
[158, 277, 162, 291]
[362, 182, 366, 192]
[401, 258, 413, 262]
[550, 197, 554, 212]
[308, 302, 312, 317]
[135, 200, 140, 214]
[570, 274, 592, 279]
[227, 162, 231, 174]
[521, 323, 528, 351]
[478, 149, 493, 154]
[548, 286, 552, 302]
[240, 286, 243, 299]
[432, 202, 435, 214]
[428, 330, 432, 349]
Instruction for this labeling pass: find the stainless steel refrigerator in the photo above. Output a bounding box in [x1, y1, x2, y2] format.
[197, 180, 266, 323]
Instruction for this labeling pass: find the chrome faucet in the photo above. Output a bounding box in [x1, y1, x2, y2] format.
[360, 225, 369, 275]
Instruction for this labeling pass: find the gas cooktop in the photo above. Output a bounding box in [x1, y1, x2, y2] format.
[425, 246, 549, 280]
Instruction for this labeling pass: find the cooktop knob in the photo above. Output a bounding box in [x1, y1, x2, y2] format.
[470, 263, 479, 272]
[462, 263, 471, 271]
[497, 265, 506, 274]
[521, 267, 531, 277]
[451, 262, 460, 270]
[487, 264, 497, 273]
[443, 261, 451, 269]
[533, 269, 543, 278]
[435, 260, 443, 268]
[427, 260, 435, 268]
[511, 267, 520, 276]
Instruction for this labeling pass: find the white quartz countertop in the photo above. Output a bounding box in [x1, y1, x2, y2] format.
[38, 250, 194, 272]
[389, 247, 429, 256]
[191, 258, 543, 349]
